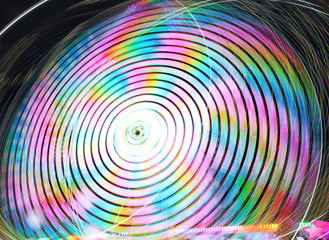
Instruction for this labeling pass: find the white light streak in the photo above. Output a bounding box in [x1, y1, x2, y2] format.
[0, 0, 49, 37]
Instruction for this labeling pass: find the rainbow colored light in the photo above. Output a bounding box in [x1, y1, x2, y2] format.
[1, 0, 323, 239]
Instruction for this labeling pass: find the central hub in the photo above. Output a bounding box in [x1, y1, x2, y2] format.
[131, 126, 144, 140]
[111, 107, 167, 163]
[126, 121, 150, 145]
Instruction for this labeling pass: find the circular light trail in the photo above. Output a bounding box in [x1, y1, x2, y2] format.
[0, 0, 324, 239]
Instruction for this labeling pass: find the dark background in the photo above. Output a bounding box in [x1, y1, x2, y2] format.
[0, 0, 48, 51]
[0, 0, 39, 30]
[0, 0, 124, 54]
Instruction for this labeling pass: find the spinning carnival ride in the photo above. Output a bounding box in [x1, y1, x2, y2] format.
[0, 0, 329, 239]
